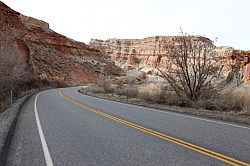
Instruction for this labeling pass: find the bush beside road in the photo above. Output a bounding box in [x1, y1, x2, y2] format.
[79, 85, 250, 125]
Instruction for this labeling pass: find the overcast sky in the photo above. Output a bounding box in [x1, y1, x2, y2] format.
[2, 0, 250, 50]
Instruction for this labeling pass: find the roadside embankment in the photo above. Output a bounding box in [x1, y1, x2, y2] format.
[0, 94, 33, 163]
[78, 88, 250, 125]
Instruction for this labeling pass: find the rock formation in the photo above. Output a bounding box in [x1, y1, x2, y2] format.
[89, 36, 250, 83]
[0, 1, 123, 87]
[216, 47, 250, 82]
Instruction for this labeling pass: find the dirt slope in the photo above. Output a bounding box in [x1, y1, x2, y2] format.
[0, 1, 123, 87]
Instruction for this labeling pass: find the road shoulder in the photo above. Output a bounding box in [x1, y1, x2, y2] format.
[0, 94, 33, 164]
[78, 90, 250, 126]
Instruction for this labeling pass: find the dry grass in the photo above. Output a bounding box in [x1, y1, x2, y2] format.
[79, 85, 105, 94]
[223, 85, 250, 113]
[90, 86, 105, 94]
[196, 84, 250, 113]
[83, 82, 250, 113]
[112, 86, 138, 98]
[138, 84, 165, 103]
[137, 84, 185, 105]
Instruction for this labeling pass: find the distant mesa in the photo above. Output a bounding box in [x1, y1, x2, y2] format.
[89, 37, 250, 83]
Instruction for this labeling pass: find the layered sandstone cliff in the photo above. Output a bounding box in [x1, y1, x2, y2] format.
[0, 1, 122, 86]
[90, 36, 212, 68]
[89, 37, 250, 82]
[216, 47, 250, 81]
[20, 14, 50, 30]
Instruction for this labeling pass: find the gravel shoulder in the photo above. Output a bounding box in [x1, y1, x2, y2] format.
[0, 94, 33, 163]
[78, 90, 250, 125]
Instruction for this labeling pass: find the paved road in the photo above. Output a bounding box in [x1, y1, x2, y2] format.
[4, 87, 250, 166]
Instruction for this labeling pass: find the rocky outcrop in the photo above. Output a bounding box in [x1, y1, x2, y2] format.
[89, 36, 212, 69]
[89, 37, 250, 83]
[0, 1, 123, 86]
[216, 47, 250, 82]
[20, 14, 50, 30]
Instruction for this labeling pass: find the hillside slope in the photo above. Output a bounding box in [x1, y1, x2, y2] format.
[0, 1, 123, 88]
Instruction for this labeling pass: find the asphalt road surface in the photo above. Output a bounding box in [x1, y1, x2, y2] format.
[4, 87, 250, 166]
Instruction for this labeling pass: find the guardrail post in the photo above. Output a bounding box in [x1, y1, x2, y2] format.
[126, 89, 128, 102]
[10, 89, 13, 105]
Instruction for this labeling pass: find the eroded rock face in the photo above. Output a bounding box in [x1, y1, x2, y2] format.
[89, 36, 213, 69]
[20, 14, 50, 30]
[89, 37, 250, 83]
[0, 1, 123, 86]
[216, 48, 250, 82]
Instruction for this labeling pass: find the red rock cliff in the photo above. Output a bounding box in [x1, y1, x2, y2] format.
[89, 37, 250, 82]
[0, 1, 122, 86]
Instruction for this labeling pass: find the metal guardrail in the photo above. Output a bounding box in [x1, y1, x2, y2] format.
[0, 88, 37, 113]
[0, 89, 13, 112]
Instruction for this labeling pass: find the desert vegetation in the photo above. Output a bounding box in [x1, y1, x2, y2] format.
[0, 77, 68, 113]
[0, 40, 68, 112]
[158, 32, 224, 100]
[81, 82, 250, 113]
[80, 34, 249, 115]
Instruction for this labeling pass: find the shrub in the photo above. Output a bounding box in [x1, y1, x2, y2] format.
[97, 81, 116, 94]
[226, 86, 250, 112]
[125, 87, 139, 98]
[164, 91, 183, 106]
[196, 85, 250, 112]
[114, 86, 138, 98]
[104, 85, 115, 94]
[138, 84, 166, 104]
[115, 88, 126, 96]
[91, 86, 105, 94]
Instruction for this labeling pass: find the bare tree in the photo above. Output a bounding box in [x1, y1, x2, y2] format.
[159, 33, 223, 100]
[0, 41, 26, 89]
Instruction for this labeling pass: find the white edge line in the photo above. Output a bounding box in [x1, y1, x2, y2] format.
[34, 93, 54, 166]
[75, 89, 250, 130]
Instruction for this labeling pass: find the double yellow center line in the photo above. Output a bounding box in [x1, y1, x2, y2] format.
[59, 91, 249, 166]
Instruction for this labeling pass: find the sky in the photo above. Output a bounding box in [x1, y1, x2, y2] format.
[2, 0, 250, 50]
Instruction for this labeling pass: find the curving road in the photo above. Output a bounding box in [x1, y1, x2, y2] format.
[4, 87, 250, 166]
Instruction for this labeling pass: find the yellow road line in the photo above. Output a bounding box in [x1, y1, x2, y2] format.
[59, 91, 250, 166]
